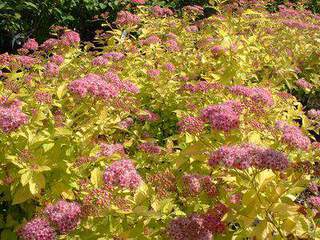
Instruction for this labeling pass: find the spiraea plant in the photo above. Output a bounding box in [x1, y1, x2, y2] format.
[0, 1, 320, 239]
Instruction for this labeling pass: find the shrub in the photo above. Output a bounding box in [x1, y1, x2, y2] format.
[0, 2, 320, 240]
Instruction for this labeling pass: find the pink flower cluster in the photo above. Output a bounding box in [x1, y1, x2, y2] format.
[228, 85, 274, 106]
[177, 116, 204, 134]
[140, 35, 161, 45]
[68, 73, 119, 100]
[308, 109, 320, 119]
[0, 99, 28, 133]
[18, 218, 56, 240]
[44, 62, 60, 77]
[182, 81, 223, 93]
[35, 92, 52, 104]
[183, 174, 217, 196]
[17, 56, 37, 68]
[164, 63, 176, 72]
[201, 101, 242, 132]
[92, 56, 109, 66]
[147, 69, 161, 78]
[307, 196, 320, 209]
[211, 45, 225, 56]
[99, 143, 125, 157]
[44, 200, 82, 234]
[23, 38, 39, 51]
[138, 110, 159, 122]
[103, 52, 125, 61]
[276, 121, 311, 150]
[0, 52, 12, 66]
[60, 31, 80, 46]
[50, 55, 64, 65]
[139, 142, 161, 154]
[119, 117, 134, 129]
[295, 78, 313, 90]
[103, 71, 139, 94]
[115, 11, 140, 26]
[165, 39, 181, 52]
[40, 38, 59, 51]
[103, 159, 142, 189]
[183, 5, 204, 15]
[167, 212, 225, 240]
[209, 144, 289, 171]
[151, 6, 174, 17]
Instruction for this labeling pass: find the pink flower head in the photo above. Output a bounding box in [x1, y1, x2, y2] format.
[230, 193, 242, 204]
[132, 0, 145, 4]
[68, 73, 119, 100]
[103, 159, 142, 189]
[0, 99, 28, 133]
[183, 5, 204, 15]
[0, 52, 12, 66]
[103, 52, 125, 61]
[44, 200, 82, 234]
[35, 92, 52, 104]
[147, 69, 161, 78]
[119, 117, 134, 129]
[23, 38, 39, 51]
[164, 63, 176, 72]
[115, 11, 140, 26]
[50, 55, 64, 65]
[211, 45, 225, 56]
[177, 116, 204, 134]
[92, 56, 109, 66]
[17, 56, 37, 68]
[99, 143, 125, 157]
[229, 85, 274, 106]
[138, 142, 161, 154]
[186, 25, 199, 32]
[201, 101, 242, 132]
[44, 62, 59, 77]
[308, 109, 320, 119]
[140, 35, 161, 46]
[209, 144, 289, 171]
[18, 218, 56, 240]
[167, 213, 224, 240]
[295, 78, 313, 90]
[151, 6, 174, 17]
[165, 39, 180, 52]
[138, 110, 159, 122]
[183, 174, 216, 197]
[308, 196, 320, 209]
[40, 38, 59, 51]
[276, 121, 311, 151]
[60, 31, 80, 46]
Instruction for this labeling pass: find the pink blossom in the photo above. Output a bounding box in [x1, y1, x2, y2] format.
[35, 92, 52, 104]
[211, 45, 225, 56]
[99, 143, 125, 157]
[201, 101, 242, 132]
[0, 52, 12, 66]
[276, 121, 311, 150]
[60, 31, 80, 46]
[165, 39, 180, 52]
[0, 99, 28, 133]
[139, 142, 161, 154]
[103, 159, 142, 189]
[295, 78, 313, 90]
[177, 116, 204, 134]
[115, 11, 140, 26]
[138, 110, 159, 122]
[147, 69, 161, 78]
[18, 218, 56, 240]
[164, 63, 176, 72]
[40, 38, 59, 50]
[119, 117, 134, 129]
[50, 55, 64, 65]
[186, 25, 199, 32]
[183, 5, 204, 15]
[308, 196, 320, 209]
[151, 6, 174, 17]
[17, 56, 37, 68]
[44, 62, 59, 77]
[183, 174, 216, 196]
[308, 109, 320, 119]
[140, 35, 161, 45]
[92, 56, 109, 66]
[103, 52, 125, 61]
[209, 144, 289, 171]
[44, 200, 82, 234]
[68, 73, 119, 100]
[230, 193, 242, 204]
[23, 38, 39, 50]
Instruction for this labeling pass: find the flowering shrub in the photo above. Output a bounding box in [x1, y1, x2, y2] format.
[1, 2, 320, 240]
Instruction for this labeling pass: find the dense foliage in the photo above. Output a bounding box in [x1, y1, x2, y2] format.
[1, 1, 320, 239]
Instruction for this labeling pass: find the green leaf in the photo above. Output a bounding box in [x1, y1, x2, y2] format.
[12, 186, 32, 205]
[29, 173, 45, 195]
[20, 171, 32, 186]
[91, 168, 103, 188]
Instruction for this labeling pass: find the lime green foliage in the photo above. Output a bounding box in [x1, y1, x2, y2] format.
[1, 2, 320, 240]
